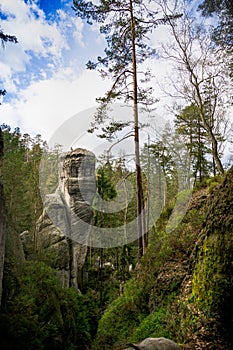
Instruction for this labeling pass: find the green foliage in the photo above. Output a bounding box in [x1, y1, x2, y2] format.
[199, 0, 233, 51]
[72, 0, 163, 110]
[92, 170, 228, 348]
[0, 260, 95, 350]
[1, 123, 232, 350]
[193, 173, 223, 193]
[39, 144, 63, 196]
[205, 175, 222, 193]
[128, 292, 192, 345]
[88, 121, 132, 141]
[93, 160, 138, 230]
[93, 278, 148, 350]
[93, 207, 195, 349]
[1, 125, 44, 234]
[96, 162, 117, 201]
[129, 308, 169, 342]
[174, 104, 213, 182]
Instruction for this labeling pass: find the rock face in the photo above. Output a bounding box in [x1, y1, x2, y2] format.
[0, 128, 6, 305]
[33, 148, 96, 289]
[125, 337, 180, 350]
[192, 166, 233, 341]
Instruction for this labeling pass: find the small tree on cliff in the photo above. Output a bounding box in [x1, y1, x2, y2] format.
[72, 0, 180, 257]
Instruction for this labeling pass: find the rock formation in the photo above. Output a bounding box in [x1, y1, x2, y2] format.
[192, 166, 233, 343]
[125, 337, 181, 350]
[26, 148, 96, 289]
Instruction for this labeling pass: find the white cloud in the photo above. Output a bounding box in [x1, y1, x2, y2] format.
[0, 0, 66, 55]
[0, 0, 172, 142]
[56, 9, 67, 20]
[1, 67, 111, 140]
[71, 17, 85, 47]
[3, 0, 227, 151]
[0, 0, 77, 92]
[0, 1, 189, 143]
[0, 1, 110, 142]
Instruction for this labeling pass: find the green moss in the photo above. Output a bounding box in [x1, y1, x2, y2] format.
[93, 296, 142, 349]
[192, 233, 233, 333]
[129, 307, 171, 342]
[92, 278, 149, 350]
[194, 174, 223, 192]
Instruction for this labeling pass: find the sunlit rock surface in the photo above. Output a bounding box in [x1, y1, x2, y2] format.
[35, 148, 96, 289]
[125, 337, 180, 350]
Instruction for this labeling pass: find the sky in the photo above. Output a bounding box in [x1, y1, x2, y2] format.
[0, 0, 113, 141]
[0, 0, 183, 145]
[0, 0, 232, 162]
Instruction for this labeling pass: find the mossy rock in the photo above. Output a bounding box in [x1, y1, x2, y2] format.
[192, 167, 233, 337]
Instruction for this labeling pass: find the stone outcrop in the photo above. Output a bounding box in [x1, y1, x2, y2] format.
[30, 148, 96, 289]
[125, 337, 181, 350]
[191, 166, 233, 343]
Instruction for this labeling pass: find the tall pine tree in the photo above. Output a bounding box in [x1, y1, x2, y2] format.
[72, 0, 180, 256]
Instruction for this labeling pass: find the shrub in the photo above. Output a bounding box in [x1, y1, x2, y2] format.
[0, 260, 94, 350]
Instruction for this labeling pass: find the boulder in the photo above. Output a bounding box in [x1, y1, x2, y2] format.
[125, 337, 181, 350]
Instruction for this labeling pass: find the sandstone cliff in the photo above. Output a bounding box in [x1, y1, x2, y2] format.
[22, 148, 96, 289]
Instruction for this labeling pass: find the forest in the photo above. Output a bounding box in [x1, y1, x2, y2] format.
[0, 0, 233, 349]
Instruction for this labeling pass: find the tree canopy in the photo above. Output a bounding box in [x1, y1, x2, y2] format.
[198, 0, 233, 74]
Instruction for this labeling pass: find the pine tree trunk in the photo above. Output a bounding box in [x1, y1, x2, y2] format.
[130, 0, 144, 258]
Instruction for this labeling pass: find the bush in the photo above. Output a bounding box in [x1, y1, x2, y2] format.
[93, 278, 149, 350]
[0, 260, 95, 350]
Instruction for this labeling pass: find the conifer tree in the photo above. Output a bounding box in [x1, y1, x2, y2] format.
[72, 0, 180, 257]
[1, 126, 44, 234]
[198, 0, 233, 51]
[174, 104, 212, 182]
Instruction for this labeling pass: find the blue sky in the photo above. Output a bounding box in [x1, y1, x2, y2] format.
[0, 0, 111, 139]
[0, 0, 232, 164]
[39, 0, 64, 17]
[0, 0, 181, 143]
